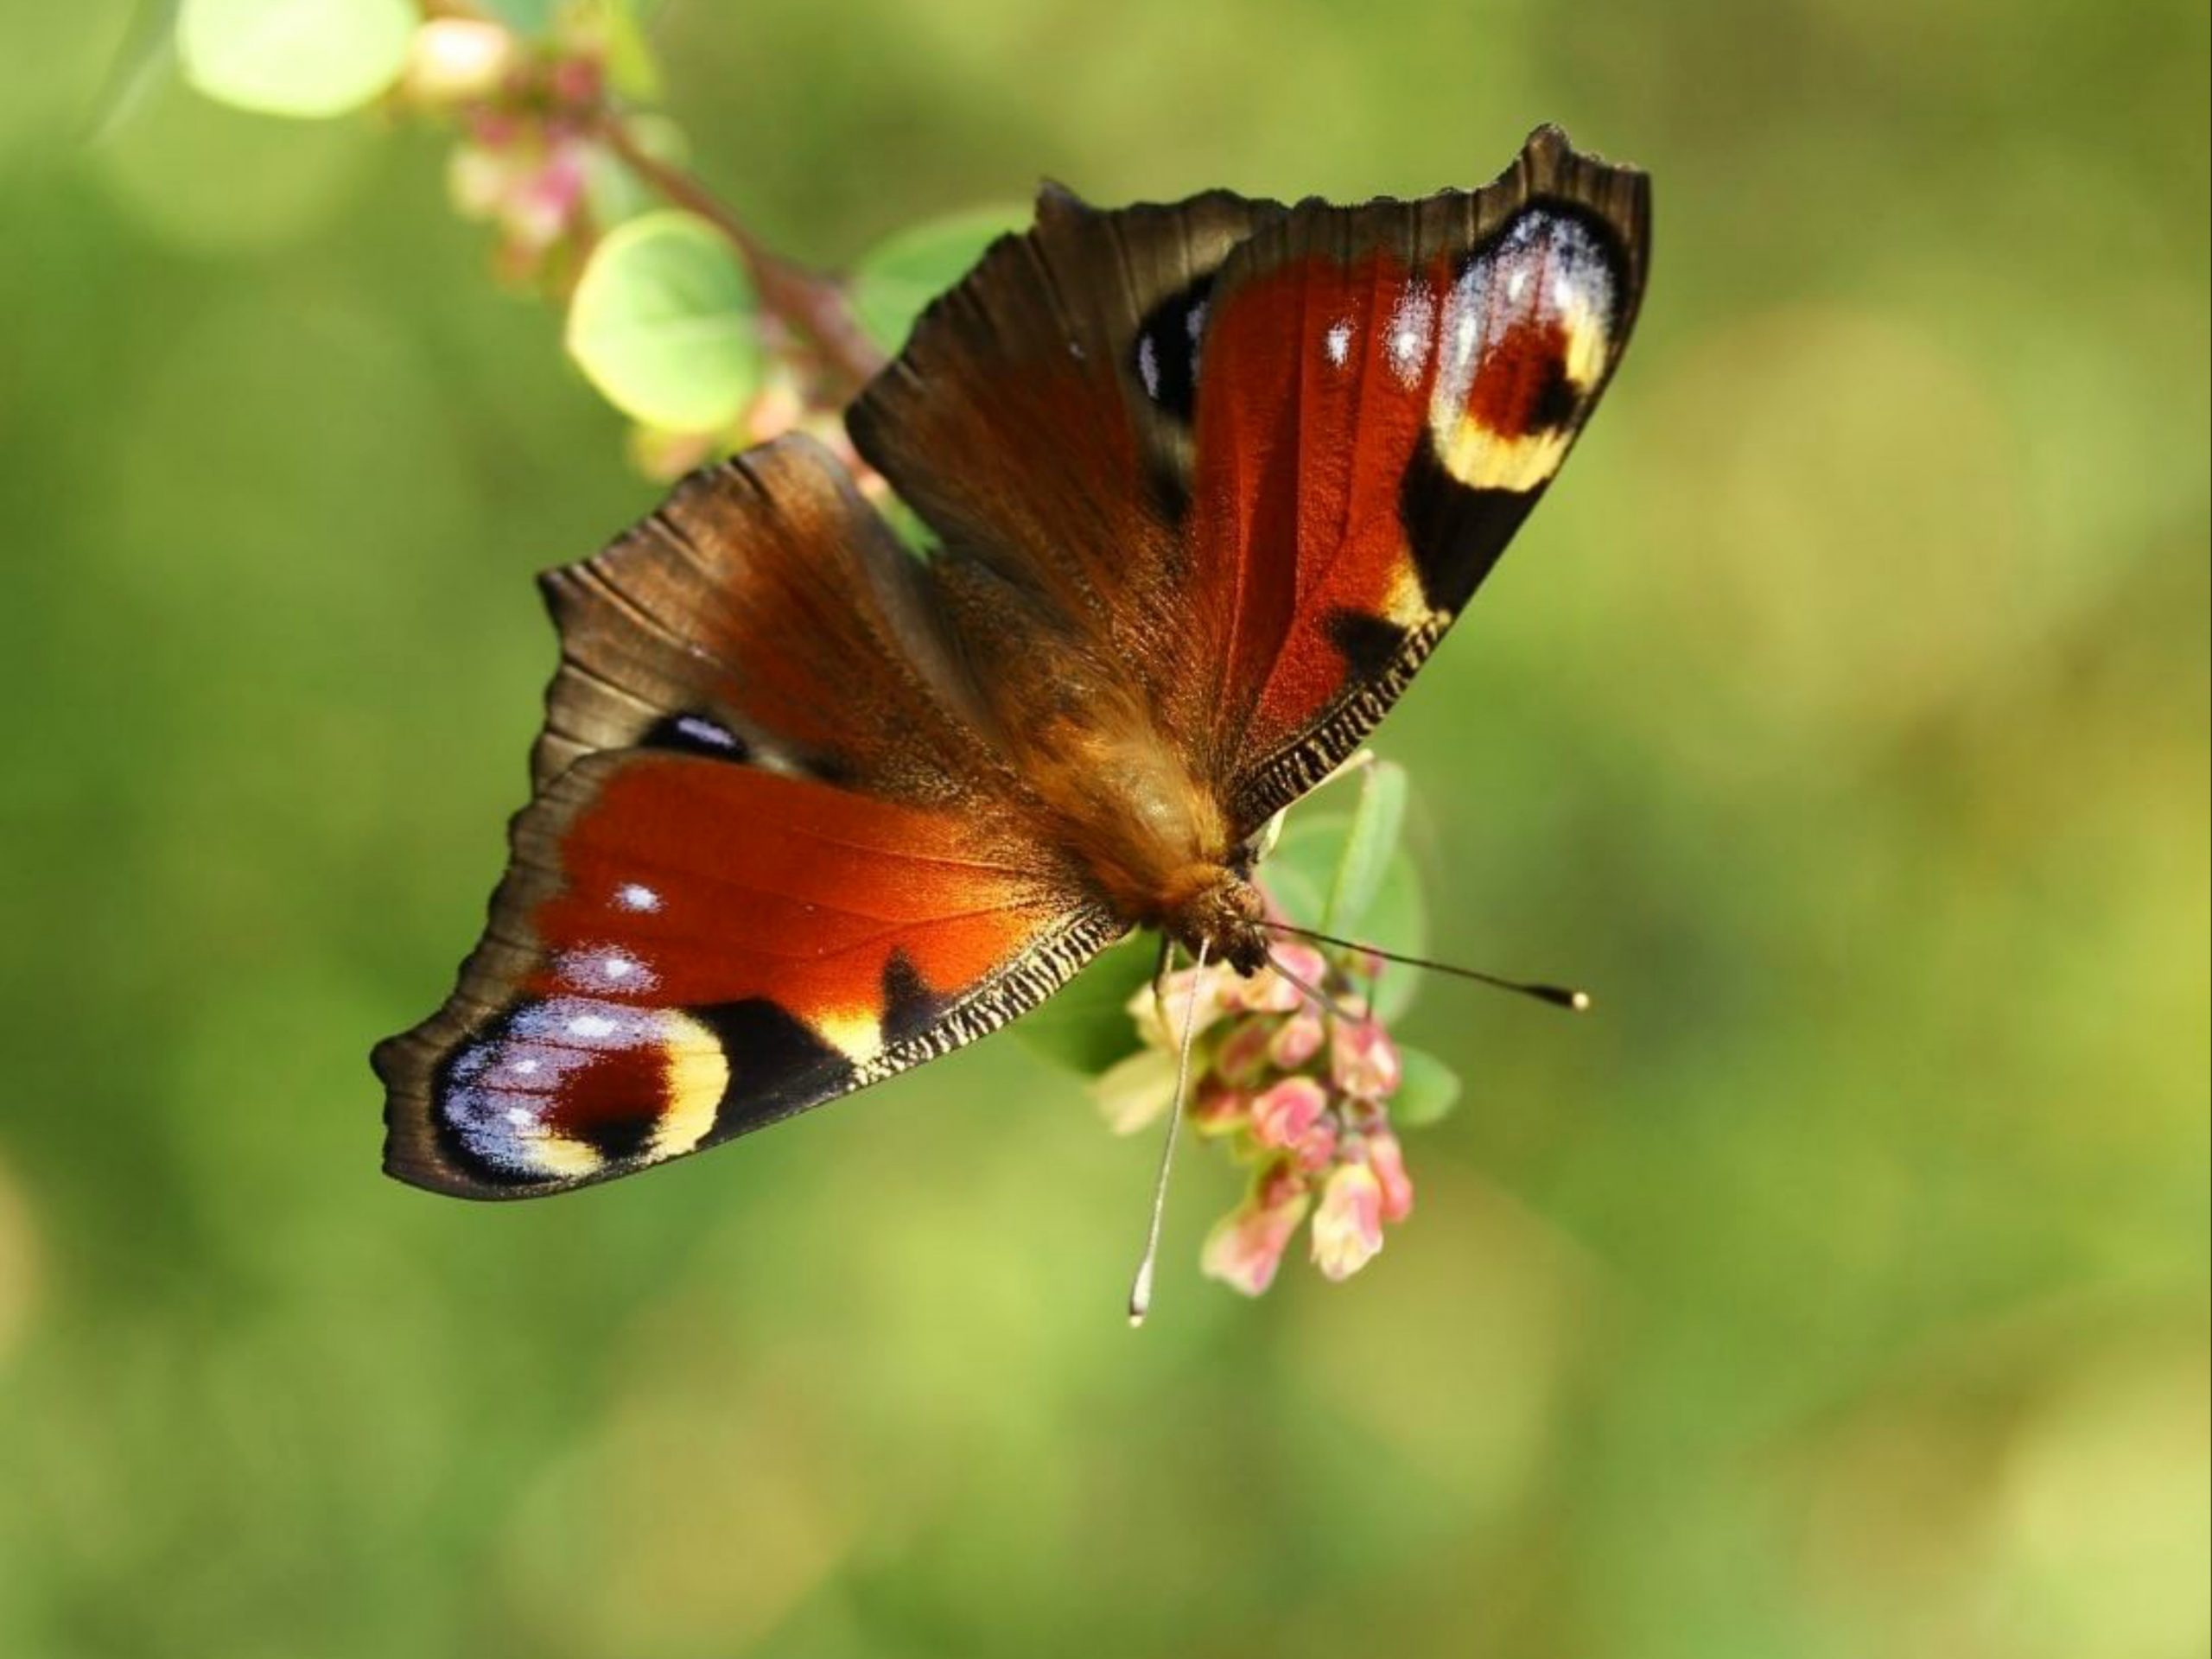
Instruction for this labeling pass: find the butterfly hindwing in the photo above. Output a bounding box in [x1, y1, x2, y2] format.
[847, 182, 1286, 692]
[531, 435, 995, 798]
[378, 753, 1117, 1197]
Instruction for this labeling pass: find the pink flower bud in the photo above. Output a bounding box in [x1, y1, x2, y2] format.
[549, 55, 606, 110]
[1364, 1128, 1415, 1223]
[1236, 967, 1302, 1014]
[1266, 1010, 1325, 1071]
[1189, 1080, 1248, 1137]
[1291, 1117, 1338, 1173]
[502, 143, 588, 251]
[467, 108, 522, 148]
[1237, 943, 1327, 1014]
[1331, 1018, 1402, 1101]
[1249, 1076, 1327, 1151]
[1200, 1161, 1311, 1296]
[1213, 1014, 1275, 1089]
[1310, 1160, 1385, 1281]
[1125, 965, 1235, 1051]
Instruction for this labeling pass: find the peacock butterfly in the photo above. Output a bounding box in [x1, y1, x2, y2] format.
[374, 125, 1650, 1200]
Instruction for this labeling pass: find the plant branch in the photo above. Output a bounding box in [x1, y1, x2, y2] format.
[598, 118, 887, 402]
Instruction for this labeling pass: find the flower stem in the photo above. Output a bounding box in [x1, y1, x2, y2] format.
[597, 118, 887, 401]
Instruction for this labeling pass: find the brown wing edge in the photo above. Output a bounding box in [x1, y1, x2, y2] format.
[1223, 124, 1652, 830]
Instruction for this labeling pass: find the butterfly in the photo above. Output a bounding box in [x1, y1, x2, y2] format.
[375, 124, 1650, 1199]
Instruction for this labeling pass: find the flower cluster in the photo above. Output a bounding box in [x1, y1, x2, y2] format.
[404, 16, 618, 287]
[397, 12, 870, 480]
[1092, 938, 1416, 1295]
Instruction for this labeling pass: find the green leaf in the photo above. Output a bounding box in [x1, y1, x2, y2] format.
[177, 0, 414, 118]
[1358, 846, 1429, 1022]
[876, 493, 938, 556]
[593, 0, 661, 99]
[565, 211, 761, 431]
[580, 144, 650, 234]
[1389, 1046, 1462, 1128]
[1322, 759, 1407, 937]
[849, 205, 1028, 353]
[1263, 797, 1429, 1022]
[1007, 933, 1154, 1074]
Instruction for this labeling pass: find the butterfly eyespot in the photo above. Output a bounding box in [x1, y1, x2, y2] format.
[643, 712, 749, 760]
[433, 998, 728, 1185]
[1428, 205, 1624, 493]
[1130, 275, 1214, 421]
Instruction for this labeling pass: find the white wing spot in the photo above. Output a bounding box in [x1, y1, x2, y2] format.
[559, 946, 658, 994]
[616, 883, 661, 913]
[1325, 318, 1353, 368]
[672, 714, 741, 751]
[566, 1014, 617, 1039]
[1387, 283, 1434, 387]
[1136, 334, 1161, 399]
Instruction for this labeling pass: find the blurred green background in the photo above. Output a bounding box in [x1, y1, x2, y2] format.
[1, 1, 2206, 1656]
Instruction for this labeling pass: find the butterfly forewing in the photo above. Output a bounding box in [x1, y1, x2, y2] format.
[1182, 126, 1650, 827]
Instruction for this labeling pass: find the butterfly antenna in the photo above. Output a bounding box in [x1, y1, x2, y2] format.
[1262, 921, 1593, 1012]
[1263, 948, 1365, 1025]
[1148, 934, 1176, 1037]
[1128, 941, 1210, 1328]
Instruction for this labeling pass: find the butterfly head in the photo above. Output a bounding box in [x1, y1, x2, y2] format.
[1162, 865, 1271, 976]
